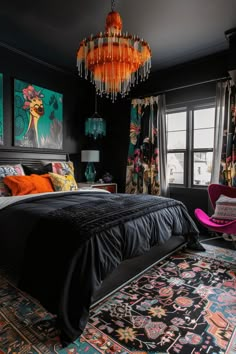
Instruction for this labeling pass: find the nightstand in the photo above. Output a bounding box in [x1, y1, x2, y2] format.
[78, 182, 117, 193]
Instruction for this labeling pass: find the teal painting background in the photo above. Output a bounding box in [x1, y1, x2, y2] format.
[0, 74, 3, 145]
[14, 79, 63, 149]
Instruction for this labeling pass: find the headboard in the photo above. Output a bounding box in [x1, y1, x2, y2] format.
[0, 151, 67, 167]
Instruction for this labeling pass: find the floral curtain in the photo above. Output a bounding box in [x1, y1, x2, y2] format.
[219, 83, 236, 186]
[126, 96, 166, 195]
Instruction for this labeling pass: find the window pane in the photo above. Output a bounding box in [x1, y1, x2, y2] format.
[168, 131, 186, 149]
[194, 128, 214, 148]
[193, 152, 213, 186]
[166, 112, 186, 131]
[194, 108, 215, 129]
[167, 153, 184, 184]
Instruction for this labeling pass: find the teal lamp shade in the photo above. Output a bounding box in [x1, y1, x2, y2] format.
[85, 116, 106, 140]
[81, 150, 100, 183]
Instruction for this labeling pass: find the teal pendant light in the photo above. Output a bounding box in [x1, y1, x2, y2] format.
[85, 94, 106, 140]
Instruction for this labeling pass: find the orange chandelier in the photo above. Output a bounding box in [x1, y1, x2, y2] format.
[76, 0, 151, 102]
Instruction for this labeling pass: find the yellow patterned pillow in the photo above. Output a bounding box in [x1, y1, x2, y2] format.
[49, 172, 78, 191]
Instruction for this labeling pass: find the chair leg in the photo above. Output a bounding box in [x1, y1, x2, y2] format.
[222, 234, 236, 249]
[230, 234, 236, 249]
[209, 231, 221, 238]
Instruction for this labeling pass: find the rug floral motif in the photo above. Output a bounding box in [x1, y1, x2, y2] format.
[0, 244, 236, 353]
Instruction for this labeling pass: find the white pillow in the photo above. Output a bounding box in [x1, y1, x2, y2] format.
[212, 194, 236, 220]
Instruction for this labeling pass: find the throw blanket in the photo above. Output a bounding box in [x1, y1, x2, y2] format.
[44, 194, 198, 245]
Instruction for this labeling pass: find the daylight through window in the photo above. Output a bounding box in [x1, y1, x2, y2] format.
[166, 104, 215, 187]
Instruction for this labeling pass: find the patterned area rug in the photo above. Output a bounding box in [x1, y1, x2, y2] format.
[0, 244, 236, 353]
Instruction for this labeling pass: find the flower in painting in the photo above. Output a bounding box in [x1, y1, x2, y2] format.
[116, 327, 137, 343]
[148, 306, 167, 318]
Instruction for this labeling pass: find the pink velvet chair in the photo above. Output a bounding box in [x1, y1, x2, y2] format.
[194, 184, 236, 236]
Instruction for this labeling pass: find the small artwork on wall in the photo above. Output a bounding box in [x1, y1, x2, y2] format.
[14, 79, 63, 149]
[0, 73, 3, 145]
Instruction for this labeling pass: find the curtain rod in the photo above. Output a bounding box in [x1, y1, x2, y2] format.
[130, 75, 231, 100]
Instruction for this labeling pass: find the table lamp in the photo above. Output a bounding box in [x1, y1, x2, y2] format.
[81, 150, 100, 182]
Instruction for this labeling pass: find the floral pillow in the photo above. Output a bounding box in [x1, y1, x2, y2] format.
[0, 164, 25, 196]
[49, 172, 78, 192]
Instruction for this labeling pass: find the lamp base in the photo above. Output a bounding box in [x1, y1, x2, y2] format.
[85, 162, 96, 182]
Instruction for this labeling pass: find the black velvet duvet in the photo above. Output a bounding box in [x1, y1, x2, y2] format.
[0, 190, 202, 345]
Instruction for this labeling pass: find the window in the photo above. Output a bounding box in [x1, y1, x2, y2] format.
[166, 103, 215, 187]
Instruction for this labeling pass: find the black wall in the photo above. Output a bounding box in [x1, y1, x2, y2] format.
[0, 44, 93, 181]
[131, 50, 229, 98]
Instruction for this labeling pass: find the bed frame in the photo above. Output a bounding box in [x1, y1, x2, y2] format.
[92, 235, 186, 303]
[0, 151, 68, 167]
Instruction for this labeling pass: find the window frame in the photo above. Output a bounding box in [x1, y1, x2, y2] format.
[166, 98, 215, 188]
[166, 107, 188, 187]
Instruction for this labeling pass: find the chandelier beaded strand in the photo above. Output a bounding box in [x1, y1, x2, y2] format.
[76, 0, 151, 102]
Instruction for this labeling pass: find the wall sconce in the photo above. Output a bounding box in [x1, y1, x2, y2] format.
[81, 150, 100, 182]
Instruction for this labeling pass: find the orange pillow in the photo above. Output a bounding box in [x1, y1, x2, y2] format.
[3, 174, 54, 196]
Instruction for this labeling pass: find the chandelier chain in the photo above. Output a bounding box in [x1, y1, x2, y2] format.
[95, 92, 97, 113]
[111, 0, 116, 11]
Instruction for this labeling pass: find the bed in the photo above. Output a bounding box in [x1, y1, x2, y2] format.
[0, 152, 204, 346]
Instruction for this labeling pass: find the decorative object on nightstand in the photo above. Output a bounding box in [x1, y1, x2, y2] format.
[81, 150, 100, 183]
[102, 172, 113, 183]
[85, 94, 106, 140]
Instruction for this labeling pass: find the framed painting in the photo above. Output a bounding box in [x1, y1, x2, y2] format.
[14, 79, 63, 149]
[0, 73, 3, 145]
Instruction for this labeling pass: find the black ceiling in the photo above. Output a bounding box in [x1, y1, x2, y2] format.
[0, 0, 236, 74]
